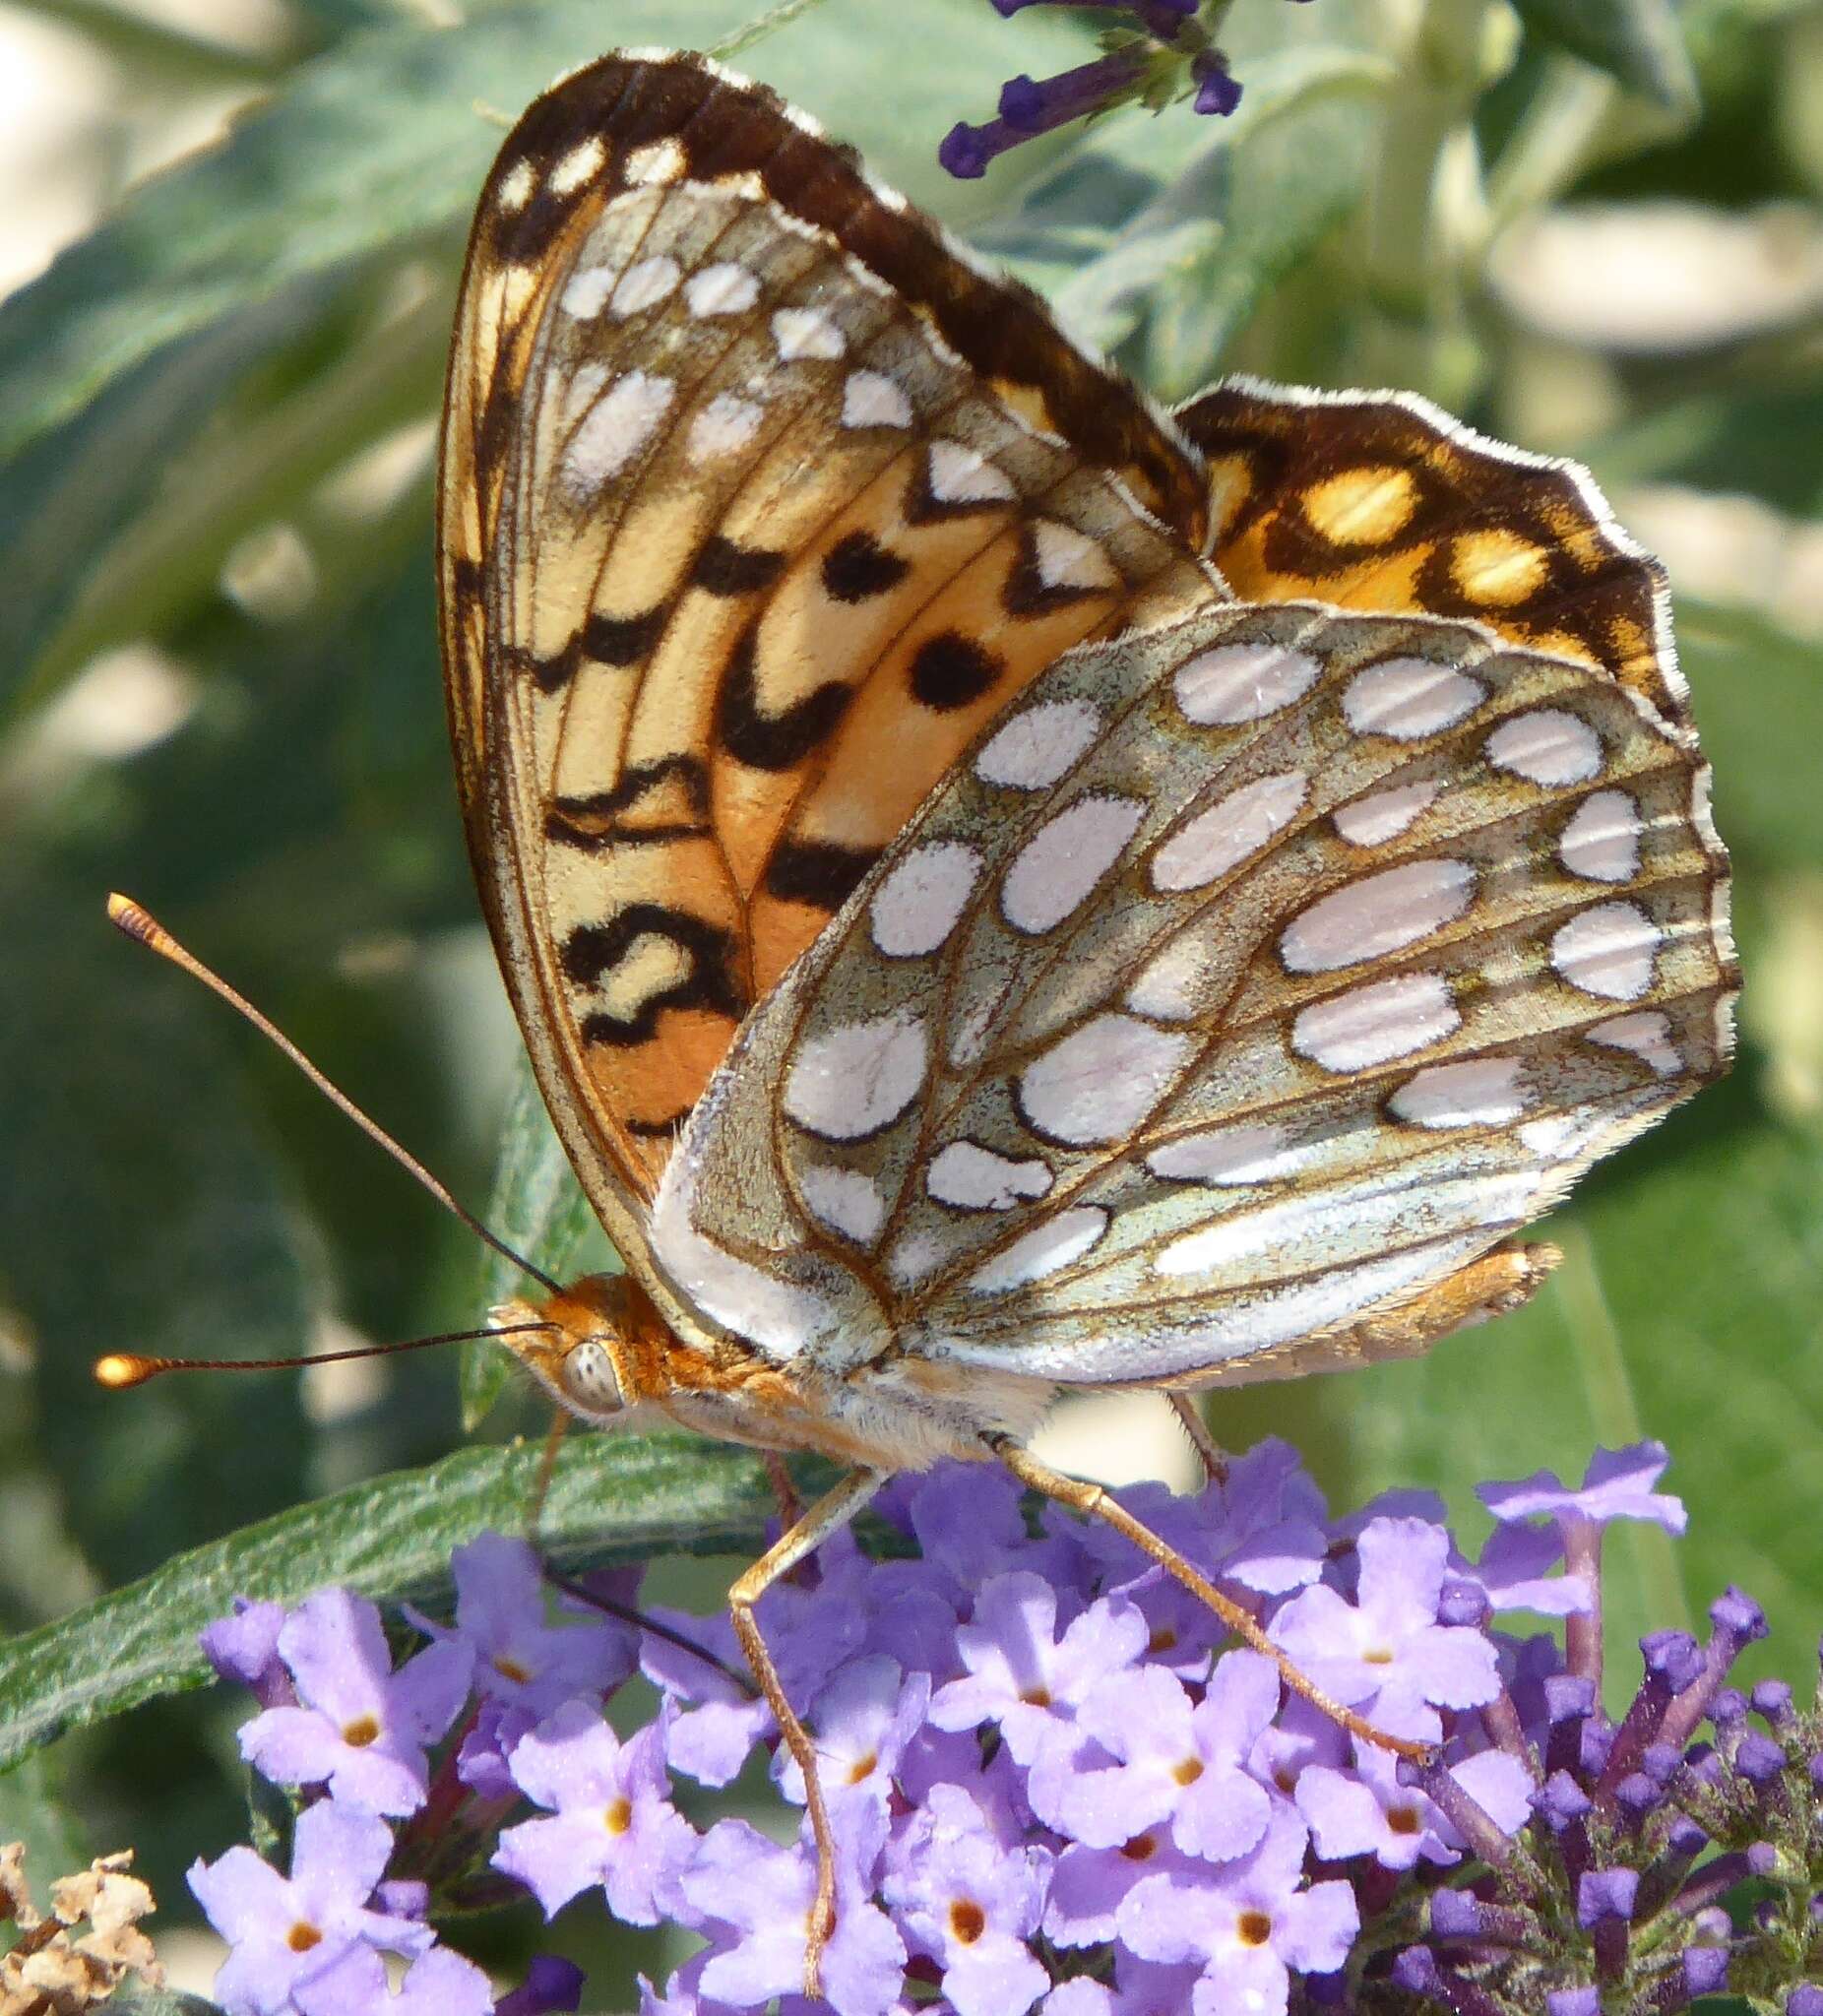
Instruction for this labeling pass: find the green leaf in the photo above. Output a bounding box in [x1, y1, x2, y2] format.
[1510, 0, 1698, 112]
[0, 1430, 790, 1775]
[1138, 62, 1382, 397]
[0, 1752, 88, 1883]
[981, 49, 1389, 365]
[460, 1050, 612, 1429]
[0, 0, 1087, 472]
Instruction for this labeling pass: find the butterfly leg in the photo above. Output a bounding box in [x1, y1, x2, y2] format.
[726, 1466, 889, 1996]
[991, 1438, 1433, 1767]
[524, 1405, 570, 1539]
[1166, 1392, 1227, 1485]
[763, 1449, 803, 1533]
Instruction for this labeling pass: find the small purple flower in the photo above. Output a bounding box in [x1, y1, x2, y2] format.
[1460, 1521, 1592, 1618]
[1271, 1518, 1501, 1713]
[200, 1598, 293, 1706]
[1297, 1716, 1534, 1870]
[776, 1656, 931, 1809]
[420, 1534, 634, 1715]
[940, 50, 1145, 179]
[237, 1589, 471, 1816]
[1478, 1442, 1686, 1537]
[1191, 51, 1241, 116]
[644, 1537, 868, 1787]
[675, 1798, 905, 2016]
[884, 1783, 1052, 2016]
[189, 1799, 432, 2016]
[1030, 1652, 1279, 1860]
[1042, 1825, 1198, 1949]
[1119, 1807, 1358, 2016]
[291, 1943, 494, 2016]
[493, 1698, 695, 1924]
[928, 1572, 1146, 1765]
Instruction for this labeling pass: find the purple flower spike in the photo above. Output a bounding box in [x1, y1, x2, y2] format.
[190, 1799, 433, 2016]
[1789, 1988, 1823, 2016]
[495, 1955, 587, 2016]
[1478, 1442, 1686, 1536]
[493, 1699, 695, 1925]
[200, 1599, 293, 1707]
[1545, 1992, 1601, 2016]
[885, 1784, 1051, 2016]
[1271, 1518, 1500, 1712]
[238, 1589, 471, 1817]
[292, 1944, 495, 2016]
[680, 1800, 905, 2016]
[929, 1571, 1146, 1766]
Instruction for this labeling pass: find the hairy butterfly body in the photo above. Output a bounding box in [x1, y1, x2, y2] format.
[437, 48, 1735, 1985]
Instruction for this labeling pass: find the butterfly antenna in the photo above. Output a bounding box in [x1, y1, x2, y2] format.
[94, 1320, 558, 1390]
[105, 893, 563, 1297]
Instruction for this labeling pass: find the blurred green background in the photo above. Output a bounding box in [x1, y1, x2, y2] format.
[1, 0, 1821, 1999]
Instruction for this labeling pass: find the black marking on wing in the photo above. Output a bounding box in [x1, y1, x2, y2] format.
[764, 838, 882, 911]
[692, 536, 788, 597]
[910, 631, 1004, 712]
[822, 530, 912, 604]
[563, 904, 746, 1046]
[716, 622, 855, 771]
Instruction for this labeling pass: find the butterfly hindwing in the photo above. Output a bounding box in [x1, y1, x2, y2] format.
[656, 599, 1733, 1387]
[438, 50, 1222, 1234]
[1181, 376, 1684, 724]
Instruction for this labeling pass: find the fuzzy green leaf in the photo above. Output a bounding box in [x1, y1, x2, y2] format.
[0, 1430, 787, 1775]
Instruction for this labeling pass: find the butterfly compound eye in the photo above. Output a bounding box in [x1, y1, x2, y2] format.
[560, 1338, 624, 1414]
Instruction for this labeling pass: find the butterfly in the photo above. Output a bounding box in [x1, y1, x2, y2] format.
[435, 48, 1735, 1984]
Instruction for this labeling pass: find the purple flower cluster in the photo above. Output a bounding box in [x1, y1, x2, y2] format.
[939, 1, 1249, 181]
[189, 1441, 1823, 2015]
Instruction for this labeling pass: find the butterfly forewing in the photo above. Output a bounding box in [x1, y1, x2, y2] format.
[658, 599, 1733, 1387]
[438, 50, 1221, 1225]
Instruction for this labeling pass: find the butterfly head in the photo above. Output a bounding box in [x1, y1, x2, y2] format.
[492, 1272, 670, 1424]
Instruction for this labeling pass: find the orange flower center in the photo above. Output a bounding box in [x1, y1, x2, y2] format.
[1120, 1834, 1159, 1862]
[948, 1900, 986, 1945]
[1387, 1804, 1421, 1836]
[847, 1751, 879, 1786]
[1172, 1756, 1205, 1787]
[340, 1715, 380, 1748]
[493, 1655, 533, 1684]
[604, 1797, 633, 1835]
[287, 1923, 323, 1953]
[1018, 1685, 1052, 1708]
[1237, 1910, 1274, 1948]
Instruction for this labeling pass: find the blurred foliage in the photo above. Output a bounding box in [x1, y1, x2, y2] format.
[1, 0, 1821, 2001]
